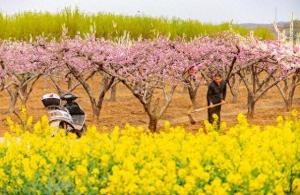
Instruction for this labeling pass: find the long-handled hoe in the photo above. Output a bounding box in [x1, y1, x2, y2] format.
[187, 102, 226, 124]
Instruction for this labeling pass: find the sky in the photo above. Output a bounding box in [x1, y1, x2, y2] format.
[0, 0, 299, 24]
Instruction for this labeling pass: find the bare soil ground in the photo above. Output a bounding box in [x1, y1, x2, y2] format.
[0, 77, 299, 136]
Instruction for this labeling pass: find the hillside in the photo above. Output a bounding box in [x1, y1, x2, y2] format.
[239, 20, 300, 40]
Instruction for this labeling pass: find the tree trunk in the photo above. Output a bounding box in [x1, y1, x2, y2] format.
[67, 76, 73, 90]
[91, 80, 114, 121]
[285, 86, 296, 111]
[182, 86, 188, 93]
[19, 84, 29, 106]
[7, 91, 19, 114]
[285, 99, 293, 112]
[247, 93, 256, 118]
[18, 75, 40, 107]
[92, 106, 101, 122]
[148, 116, 158, 132]
[232, 93, 238, 104]
[109, 84, 117, 101]
[229, 75, 240, 104]
[188, 88, 198, 109]
[232, 81, 240, 104]
[230, 81, 239, 103]
[65, 63, 114, 122]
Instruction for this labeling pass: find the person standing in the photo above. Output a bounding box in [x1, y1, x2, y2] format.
[207, 73, 227, 125]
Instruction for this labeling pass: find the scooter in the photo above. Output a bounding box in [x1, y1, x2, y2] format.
[41, 93, 86, 137]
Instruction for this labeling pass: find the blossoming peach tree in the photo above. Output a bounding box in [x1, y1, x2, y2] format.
[0, 31, 299, 130]
[0, 38, 51, 116]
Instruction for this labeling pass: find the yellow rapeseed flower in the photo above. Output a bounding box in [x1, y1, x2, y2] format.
[0, 111, 299, 194]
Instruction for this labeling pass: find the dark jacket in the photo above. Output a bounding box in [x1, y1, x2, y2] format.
[207, 80, 227, 105]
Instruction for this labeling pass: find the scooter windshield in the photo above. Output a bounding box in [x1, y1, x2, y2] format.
[72, 115, 85, 126]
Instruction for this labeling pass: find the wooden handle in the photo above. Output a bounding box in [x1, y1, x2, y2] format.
[189, 102, 226, 114]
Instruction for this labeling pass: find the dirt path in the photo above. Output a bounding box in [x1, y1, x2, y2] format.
[162, 100, 298, 127]
[0, 77, 299, 135]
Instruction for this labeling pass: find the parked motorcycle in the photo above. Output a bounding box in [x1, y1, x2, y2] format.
[41, 93, 86, 137]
